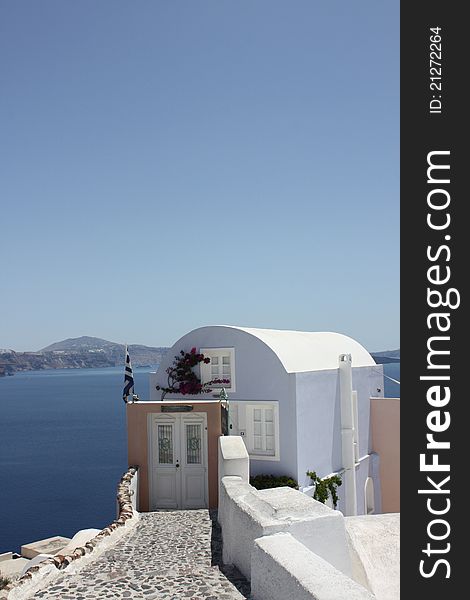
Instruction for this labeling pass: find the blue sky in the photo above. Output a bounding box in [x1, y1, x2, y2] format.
[1, 1, 399, 352]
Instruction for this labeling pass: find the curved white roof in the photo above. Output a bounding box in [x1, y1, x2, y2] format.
[224, 326, 376, 373]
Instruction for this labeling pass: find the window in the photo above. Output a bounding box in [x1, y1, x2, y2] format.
[157, 424, 174, 464]
[245, 403, 280, 461]
[186, 423, 202, 464]
[200, 348, 236, 392]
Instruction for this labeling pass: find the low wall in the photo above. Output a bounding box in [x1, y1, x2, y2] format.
[3, 468, 140, 600]
[252, 533, 375, 600]
[218, 438, 399, 600]
[219, 476, 351, 581]
[346, 514, 400, 600]
[116, 462, 139, 517]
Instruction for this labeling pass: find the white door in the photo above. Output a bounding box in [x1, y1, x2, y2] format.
[150, 413, 208, 510]
[152, 416, 179, 508]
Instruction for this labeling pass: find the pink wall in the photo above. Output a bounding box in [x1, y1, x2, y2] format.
[370, 397, 400, 513]
[127, 402, 222, 510]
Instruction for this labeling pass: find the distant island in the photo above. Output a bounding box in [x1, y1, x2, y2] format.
[0, 336, 399, 377]
[0, 336, 169, 377]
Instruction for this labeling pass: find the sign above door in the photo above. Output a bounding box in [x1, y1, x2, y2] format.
[161, 405, 194, 413]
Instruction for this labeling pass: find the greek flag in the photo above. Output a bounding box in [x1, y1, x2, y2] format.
[123, 345, 134, 402]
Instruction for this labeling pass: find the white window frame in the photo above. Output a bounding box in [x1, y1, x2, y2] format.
[244, 402, 280, 461]
[200, 347, 236, 392]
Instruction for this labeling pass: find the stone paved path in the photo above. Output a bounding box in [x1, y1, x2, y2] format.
[27, 511, 251, 600]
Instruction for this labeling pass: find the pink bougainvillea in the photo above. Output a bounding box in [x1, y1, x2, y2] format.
[156, 348, 229, 399]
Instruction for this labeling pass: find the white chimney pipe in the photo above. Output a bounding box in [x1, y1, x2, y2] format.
[352, 390, 360, 463]
[339, 353, 357, 516]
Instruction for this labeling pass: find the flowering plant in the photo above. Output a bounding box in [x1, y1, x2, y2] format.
[156, 347, 230, 399]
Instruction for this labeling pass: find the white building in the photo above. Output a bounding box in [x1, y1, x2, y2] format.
[150, 325, 385, 515]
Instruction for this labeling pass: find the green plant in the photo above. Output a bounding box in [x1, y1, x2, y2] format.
[0, 574, 11, 590]
[306, 470, 342, 509]
[250, 474, 298, 490]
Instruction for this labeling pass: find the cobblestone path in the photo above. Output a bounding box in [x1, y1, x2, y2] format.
[27, 511, 251, 600]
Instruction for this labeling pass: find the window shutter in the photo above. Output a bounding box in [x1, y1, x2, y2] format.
[246, 405, 276, 457]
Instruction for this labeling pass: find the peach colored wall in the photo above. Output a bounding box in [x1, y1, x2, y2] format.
[370, 397, 400, 513]
[126, 402, 222, 510]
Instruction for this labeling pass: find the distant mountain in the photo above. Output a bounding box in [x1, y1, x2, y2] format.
[371, 349, 400, 364]
[1, 336, 400, 377]
[41, 336, 168, 367]
[41, 336, 119, 352]
[0, 336, 169, 376]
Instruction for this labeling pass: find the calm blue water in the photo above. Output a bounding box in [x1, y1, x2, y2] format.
[0, 362, 399, 554]
[383, 363, 400, 398]
[0, 366, 153, 554]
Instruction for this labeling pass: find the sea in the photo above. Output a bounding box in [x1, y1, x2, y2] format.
[0, 363, 400, 554]
[0, 366, 153, 554]
[381, 362, 400, 398]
